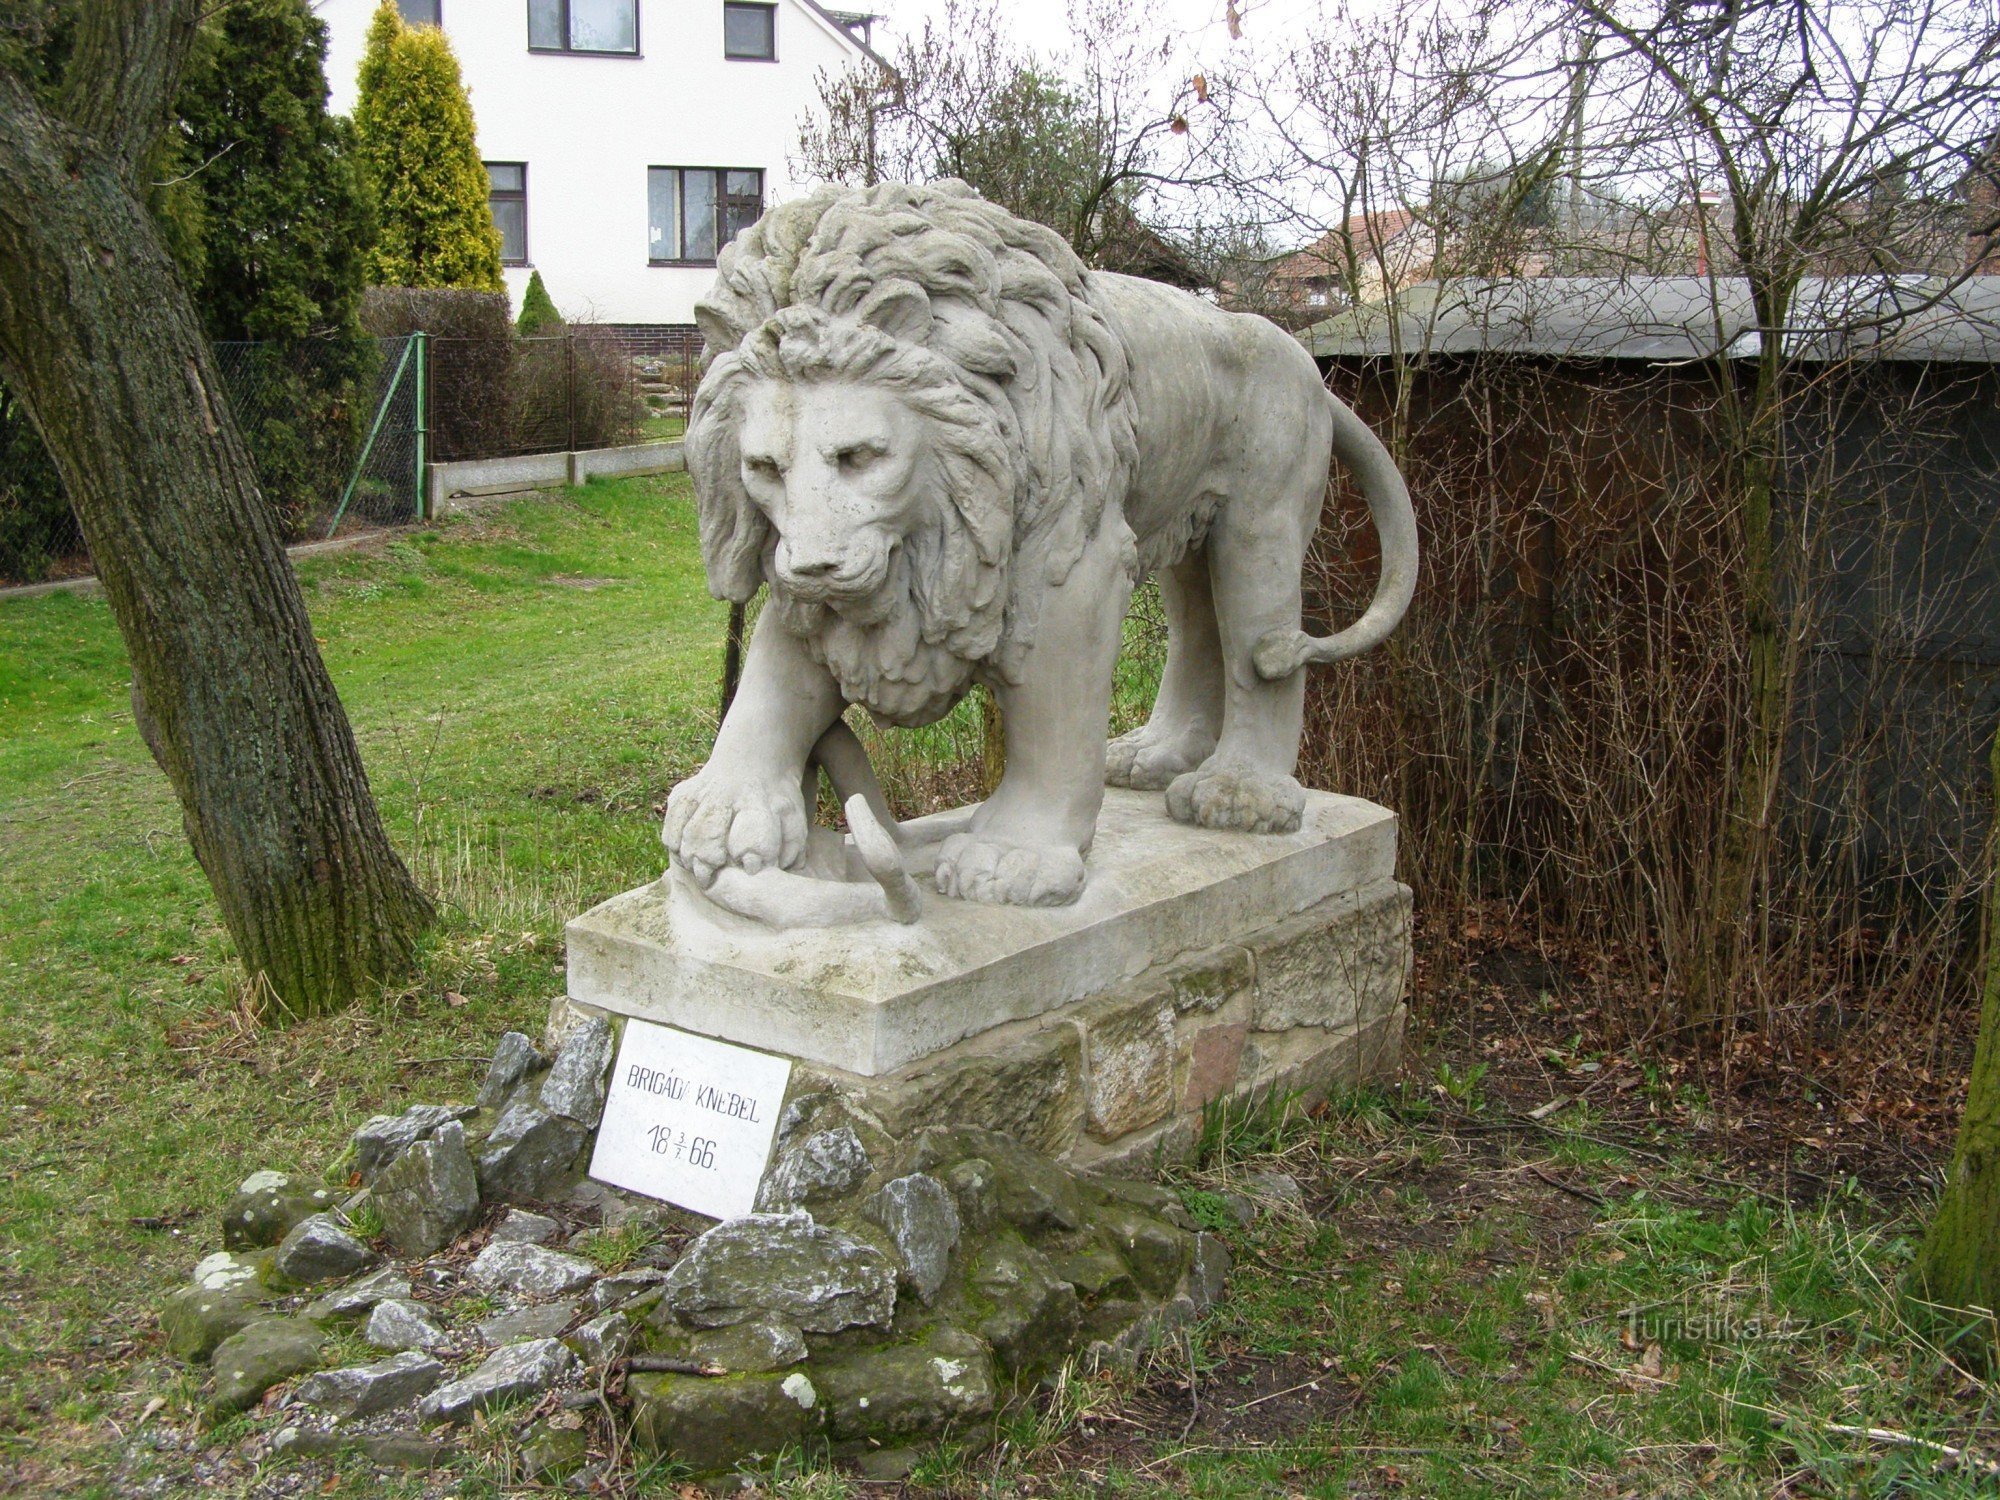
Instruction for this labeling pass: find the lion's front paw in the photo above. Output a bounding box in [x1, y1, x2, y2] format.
[662, 766, 809, 885]
[934, 834, 1086, 907]
[1165, 762, 1306, 835]
[1105, 725, 1212, 790]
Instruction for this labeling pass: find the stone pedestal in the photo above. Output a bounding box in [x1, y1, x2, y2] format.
[561, 789, 1411, 1170]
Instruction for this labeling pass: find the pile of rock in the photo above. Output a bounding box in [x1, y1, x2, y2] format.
[158, 1022, 1228, 1483]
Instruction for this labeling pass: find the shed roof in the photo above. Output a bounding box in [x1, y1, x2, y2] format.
[1300, 275, 2000, 363]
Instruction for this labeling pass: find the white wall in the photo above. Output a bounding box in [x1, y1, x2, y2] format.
[317, 0, 864, 325]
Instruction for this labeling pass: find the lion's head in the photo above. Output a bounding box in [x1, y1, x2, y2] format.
[685, 181, 1138, 726]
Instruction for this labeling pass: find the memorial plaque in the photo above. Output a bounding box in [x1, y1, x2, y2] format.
[588, 1019, 792, 1220]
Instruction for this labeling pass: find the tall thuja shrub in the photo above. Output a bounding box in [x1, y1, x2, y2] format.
[176, 0, 378, 531]
[354, 2, 504, 291]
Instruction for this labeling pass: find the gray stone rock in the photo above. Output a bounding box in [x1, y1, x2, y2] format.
[296, 1351, 443, 1419]
[272, 1213, 377, 1286]
[207, 1317, 325, 1415]
[364, 1298, 450, 1354]
[685, 1317, 807, 1373]
[191, 1249, 268, 1293]
[474, 1099, 589, 1204]
[221, 1173, 336, 1251]
[862, 1174, 960, 1304]
[539, 1016, 614, 1127]
[478, 1031, 545, 1110]
[590, 1267, 669, 1314]
[1093, 1174, 1198, 1229]
[755, 1127, 872, 1211]
[1190, 1231, 1231, 1307]
[420, 1338, 579, 1423]
[905, 1126, 1086, 1233]
[563, 1176, 672, 1233]
[969, 1237, 1081, 1379]
[306, 1267, 412, 1322]
[468, 1240, 598, 1300]
[567, 1311, 632, 1367]
[371, 1121, 480, 1258]
[1096, 1203, 1193, 1298]
[162, 1282, 273, 1362]
[491, 1208, 561, 1245]
[477, 1300, 576, 1345]
[813, 1323, 995, 1442]
[627, 1370, 818, 1473]
[661, 1211, 896, 1334]
[360, 1432, 451, 1469]
[352, 1103, 476, 1185]
[519, 1418, 589, 1480]
[1239, 1169, 1304, 1206]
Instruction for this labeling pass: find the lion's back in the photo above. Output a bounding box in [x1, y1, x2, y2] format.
[1087, 271, 1332, 567]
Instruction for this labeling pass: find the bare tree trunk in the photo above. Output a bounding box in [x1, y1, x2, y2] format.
[0, 4, 433, 1018]
[1914, 730, 2000, 1356]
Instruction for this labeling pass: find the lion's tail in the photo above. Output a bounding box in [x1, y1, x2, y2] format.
[1250, 391, 1419, 681]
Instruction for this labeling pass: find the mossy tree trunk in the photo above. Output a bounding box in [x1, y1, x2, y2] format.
[1914, 729, 2000, 1352]
[0, 2, 433, 1017]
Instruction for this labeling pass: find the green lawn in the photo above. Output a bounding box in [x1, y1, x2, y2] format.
[0, 475, 1992, 1496]
[1, 477, 732, 1489]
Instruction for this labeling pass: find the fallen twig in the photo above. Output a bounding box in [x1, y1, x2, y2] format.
[622, 1355, 726, 1376]
[1817, 1422, 1999, 1478]
[1229, 1375, 1328, 1413]
[1564, 1349, 1670, 1388]
[1527, 1163, 1608, 1206]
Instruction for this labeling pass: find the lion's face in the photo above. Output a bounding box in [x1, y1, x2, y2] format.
[725, 372, 993, 725]
[735, 379, 931, 620]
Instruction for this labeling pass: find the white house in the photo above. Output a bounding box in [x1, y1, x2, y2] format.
[317, 0, 884, 332]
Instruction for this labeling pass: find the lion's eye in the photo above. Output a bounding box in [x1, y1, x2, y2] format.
[743, 456, 783, 481]
[836, 446, 883, 474]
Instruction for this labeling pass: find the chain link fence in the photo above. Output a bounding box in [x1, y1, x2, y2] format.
[2, 324, 699, 589]
[1, 333, 425, 588]
[427, 327, 695, 463]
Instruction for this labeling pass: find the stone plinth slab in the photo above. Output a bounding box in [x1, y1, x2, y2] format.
[567, 789, 1398, 1078]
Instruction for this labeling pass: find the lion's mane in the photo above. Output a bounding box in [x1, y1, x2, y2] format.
[685, 181, 1139, 724]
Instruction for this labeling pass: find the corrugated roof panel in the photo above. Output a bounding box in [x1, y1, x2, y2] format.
[1301, 275, 2000, 363]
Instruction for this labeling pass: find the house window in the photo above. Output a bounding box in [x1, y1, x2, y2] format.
[723, 2, 775, 59]
[486, 162, 528, 265]
[397, 0, 441, 23]
[528, 0, 638, 54]
[648, 167, 762, 264]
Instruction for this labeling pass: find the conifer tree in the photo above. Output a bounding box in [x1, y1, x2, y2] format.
[516, 269, 562, 334]
[176, 0, 377, 529]
[353, 1, 503, 291]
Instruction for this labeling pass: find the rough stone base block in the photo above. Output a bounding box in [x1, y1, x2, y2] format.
[563, 789, 1411, 1169]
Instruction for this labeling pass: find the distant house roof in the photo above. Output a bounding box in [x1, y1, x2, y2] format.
[1300, 275, 2000, 363]
[1261, 210, 1424, 279]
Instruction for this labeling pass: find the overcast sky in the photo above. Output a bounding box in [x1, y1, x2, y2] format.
[857, 0, 1327, 79]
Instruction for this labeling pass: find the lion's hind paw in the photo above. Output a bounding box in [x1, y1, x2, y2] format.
[1165, 762, 1305, 835]
[934, 834, 1086, 908]
[1105, 726, 1211, 790]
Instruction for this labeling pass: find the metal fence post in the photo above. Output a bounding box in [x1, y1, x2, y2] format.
[413, 330, 429, 521]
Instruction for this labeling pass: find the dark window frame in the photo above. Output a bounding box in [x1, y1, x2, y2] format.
[647, 165, 764, 267]
[397, 0, 441, 24]
[527, 0, 641, 56]
[722, 2, 777, 61]
[486, 160, 529, 266]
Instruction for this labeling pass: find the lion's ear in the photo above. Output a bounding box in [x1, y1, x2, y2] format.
[694, 299, 744, 358]
[856, 280, 933, 344]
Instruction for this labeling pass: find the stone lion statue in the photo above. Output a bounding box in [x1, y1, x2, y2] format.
[665, 181, 1417, 912]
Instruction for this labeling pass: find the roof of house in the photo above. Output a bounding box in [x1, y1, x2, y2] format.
[799, 0, 894, 74]
[1300, 274, 2000, 363]
[1262, 210, 1424, 281]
